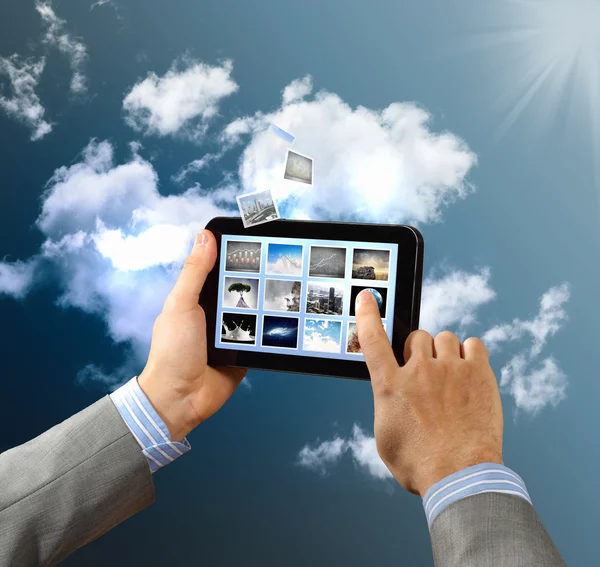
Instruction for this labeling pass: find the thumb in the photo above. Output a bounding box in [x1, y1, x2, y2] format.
[355, 289, 398, 386]
[166, 229, 217, 311]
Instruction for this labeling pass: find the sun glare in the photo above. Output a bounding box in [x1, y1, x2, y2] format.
[463, 0, 600, 180]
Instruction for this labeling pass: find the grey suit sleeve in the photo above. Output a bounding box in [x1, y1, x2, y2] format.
[429, 492, 566, 567]
[0, 395, 155, 567]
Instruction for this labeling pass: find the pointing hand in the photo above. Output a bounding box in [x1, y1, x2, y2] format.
[354, 289, 504, 496]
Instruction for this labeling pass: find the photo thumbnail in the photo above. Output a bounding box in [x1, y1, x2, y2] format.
[306, 282, 344, 316]
[263, 279, 302, 312]
[346, 322, 361, 354]
[225, 240, 262, 273]
[349, 286, 388, 318]
[261, 315, 299, 349]
[266, 243, 303, 276]
[236, 189, 280, 228]
[352, 248, 390, 281]
[223, 277, 259, 310]
[346, 321, 387, 354]
[308, 246, 346, 279]
[303, 319, 342, 353]
[221, 313, 257, 345]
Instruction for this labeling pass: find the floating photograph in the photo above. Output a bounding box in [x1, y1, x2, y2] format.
[225, 240, 262, 273]
[222, 277, 259, 309]
[270, 123, 295, 145]
[352, 248, 390, 281]
[303, 319, 342, 353]
[263, 279, 302, 312]
[306, 282, 344, 316]
[283, 149, 313, 185]
[261, 315, 299, 349]
[221, 313, 257, 345]
[349, 285, 388, 318]
[266, 243, 303, 276]
[308, 246, 346, 278]
[236, 189, 280, 228]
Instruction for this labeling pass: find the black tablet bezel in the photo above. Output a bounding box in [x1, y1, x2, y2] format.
[200, 217, 424, 380]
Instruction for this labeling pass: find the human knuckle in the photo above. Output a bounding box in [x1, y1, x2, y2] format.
[464, 336, 487, 352]
[435, 330, 456, 341]
[373, 372, 396, 397]
[162, 295, 178, 312]
[375, 433, 398, 462]
[410, 329, 432, 342]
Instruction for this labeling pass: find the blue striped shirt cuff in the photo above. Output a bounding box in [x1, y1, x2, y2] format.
[422, 462, 532, 527]
[110, 377, 191, 473]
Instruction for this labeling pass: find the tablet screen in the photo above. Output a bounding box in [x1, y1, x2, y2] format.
[215, 235, 398, 360]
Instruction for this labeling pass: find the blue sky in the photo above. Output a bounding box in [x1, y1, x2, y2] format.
[304, 319, 343, 353]
[267, 243, 303, 265]
[1, 0, 598, 565]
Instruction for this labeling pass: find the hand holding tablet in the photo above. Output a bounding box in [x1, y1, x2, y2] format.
[200, 217, 424, 380]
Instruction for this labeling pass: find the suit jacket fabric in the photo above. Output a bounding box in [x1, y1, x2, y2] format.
[430, 491, 566, 566]
[0, 396, 565, 566]
[0, 396, 154, 566]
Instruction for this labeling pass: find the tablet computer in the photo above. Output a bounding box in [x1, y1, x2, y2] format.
[200, 217, 424, 380]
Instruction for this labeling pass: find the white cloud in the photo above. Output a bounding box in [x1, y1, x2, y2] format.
[129, 140, 143, 154]
[282, 75, 313, 105]
[297, 425, 392, 480]
[172, 152, 222, 184]
[482, 283, 570, 415]
[92, 221, 199, 272]
[90, 0, 115, 10]
[303, 331, 340, 352]
[37, 139, 157, 237]
[27, 139, 234, 385]
[219, 114, 263, 148]
[0, 55, 52, 140]
[499, 354, 567, 416]
[297, 437, 346, 472]
[77, 362, 127, 391]
[123, 58, 238, 138]
[419, 268, 496, 335]
[0, 259, 38, 299]
[483, 283, 570, 356]
[36, 1, 88, 94]
[346, 425, 392, 479]
[221, 75, 477, 225]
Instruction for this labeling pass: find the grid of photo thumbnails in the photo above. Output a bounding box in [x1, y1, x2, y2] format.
[216, 236, 398, 360]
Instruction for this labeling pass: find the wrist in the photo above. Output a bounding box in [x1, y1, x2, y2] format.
[137, 369, 197, 442]
[416, 448, 503, 497]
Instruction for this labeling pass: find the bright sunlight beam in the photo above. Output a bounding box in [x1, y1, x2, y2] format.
[460, 0, 600, 183]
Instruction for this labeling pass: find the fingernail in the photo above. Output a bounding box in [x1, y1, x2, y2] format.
[356, 289, 373, 308]
[194, 231, 207, 248]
